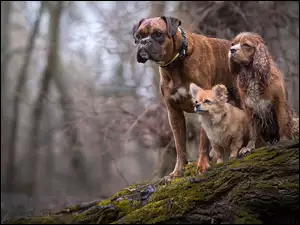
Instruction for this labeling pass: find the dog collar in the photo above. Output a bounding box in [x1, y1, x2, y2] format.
[159, 27, 188, 68]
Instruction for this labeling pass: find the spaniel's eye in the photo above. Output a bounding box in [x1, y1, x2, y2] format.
[242, 43, 251, 47]
[204, 99, 211, 104]
[153, 31, 163, 38]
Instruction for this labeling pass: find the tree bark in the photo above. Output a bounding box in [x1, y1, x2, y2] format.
[4, 1, 45, 193]
[7, 139, 299, 224]
[42, 102, 55, 192]
[26, 1, 63, 197]
[1, 0, 12, 123]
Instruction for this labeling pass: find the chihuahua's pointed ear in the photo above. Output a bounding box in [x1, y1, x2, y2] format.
[212, 84, 228, 103]
[189, 83, 202, 100]
[161, 16, 181, 37]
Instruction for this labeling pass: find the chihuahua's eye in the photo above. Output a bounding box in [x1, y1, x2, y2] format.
[204, 99, 211, 104]
[231, 42, 235, 46]
[153, 31, 163, 38]
[194, 100, 198, 105]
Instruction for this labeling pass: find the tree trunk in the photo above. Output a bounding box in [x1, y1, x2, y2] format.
[26, 1, 63, 197]
[54, 57, 88, 189]
[42, 102, 55, 193]
[1, 0, 12, 124]
[4, 1, 45, 193]
[7, 139, 299, 224]
[152, 141, 176, 179]
[1, 0, 12, 191]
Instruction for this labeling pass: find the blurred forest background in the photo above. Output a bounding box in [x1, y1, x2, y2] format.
[1, 1, 299, 221]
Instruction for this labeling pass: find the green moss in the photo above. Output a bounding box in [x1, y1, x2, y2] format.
[183, 162, 197, 177]
[114, 199, 137, 217]
[278, 182, 299, 189]
[113, 199, 169, 224]
[243, 149, 275, 160]
[98, 198, 112, 207]
[111, 189, 132, 199]
[64, 204, 81, 213]
[235, 211, 262, 224]
[170, 177, 186, 185]
[255, 182, 276, 189]
[8, 216, 64, 224]
[229, 159, 241, 168]
[150, 178, 189, 202]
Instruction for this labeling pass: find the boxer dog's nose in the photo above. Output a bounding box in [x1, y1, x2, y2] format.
[140, 37, 152, 45]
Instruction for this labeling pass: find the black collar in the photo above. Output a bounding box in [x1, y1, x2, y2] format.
[158, 27, 188, 68]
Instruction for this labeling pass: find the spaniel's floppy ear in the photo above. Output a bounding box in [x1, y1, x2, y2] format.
[132, 18, 145, 38]
[252, 43, 271, 82]
[212, 84, 228, 103]
[161, 16, 181, 37]
[189, 83, 202, 100]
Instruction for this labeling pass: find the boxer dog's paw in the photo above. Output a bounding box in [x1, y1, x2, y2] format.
[197, 155, 210, 174]
[216, 158, 224, 164]
[169, 170, 183, 178]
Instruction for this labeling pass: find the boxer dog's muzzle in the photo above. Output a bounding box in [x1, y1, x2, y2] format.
[136, 36, 162, 63]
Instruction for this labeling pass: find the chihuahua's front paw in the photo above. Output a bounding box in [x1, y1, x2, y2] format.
[197, 155, 210, 174]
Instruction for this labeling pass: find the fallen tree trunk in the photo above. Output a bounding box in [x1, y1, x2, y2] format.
[5, 139, 299, 224]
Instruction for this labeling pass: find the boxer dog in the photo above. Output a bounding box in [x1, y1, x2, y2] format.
[132, 16, 239, 177]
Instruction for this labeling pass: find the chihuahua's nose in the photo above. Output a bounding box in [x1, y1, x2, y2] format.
[230, 48, 237, 54]
[195, 103, 201, 111]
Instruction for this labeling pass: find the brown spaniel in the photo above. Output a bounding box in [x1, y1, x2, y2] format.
[228, 32, 295, 155]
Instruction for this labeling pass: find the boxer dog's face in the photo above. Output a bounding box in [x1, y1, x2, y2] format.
[132, 16, 181, 63]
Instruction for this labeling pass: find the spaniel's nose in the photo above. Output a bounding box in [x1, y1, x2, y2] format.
[230, 48, 237, 54]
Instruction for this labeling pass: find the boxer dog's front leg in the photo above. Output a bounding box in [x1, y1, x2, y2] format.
[165, 100, 188, 178]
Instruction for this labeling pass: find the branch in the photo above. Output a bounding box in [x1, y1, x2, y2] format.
[7, 139, 299, 224]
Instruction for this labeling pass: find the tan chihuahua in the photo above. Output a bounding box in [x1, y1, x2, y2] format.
[189, 83, 252, 163]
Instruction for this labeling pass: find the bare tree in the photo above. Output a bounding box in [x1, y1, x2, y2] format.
[54, 59, 88, 190]
[26, 1, 63, 197]
[1, 0, 12, 190]
[41, 99, 55, 192]
[4, 1, 45, 193]
[1, 1, 12, 123]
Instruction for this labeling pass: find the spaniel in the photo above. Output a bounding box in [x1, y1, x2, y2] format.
[228, 32, 295, 155]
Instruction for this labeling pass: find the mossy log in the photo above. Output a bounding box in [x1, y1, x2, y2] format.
[5, 139, 299, 224]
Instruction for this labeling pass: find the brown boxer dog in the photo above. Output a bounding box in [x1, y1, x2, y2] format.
[132, 16, 239, 177]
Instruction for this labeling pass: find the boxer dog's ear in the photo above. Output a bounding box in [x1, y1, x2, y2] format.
[161, 16, 182, 37]
[132, 18, 145, 37]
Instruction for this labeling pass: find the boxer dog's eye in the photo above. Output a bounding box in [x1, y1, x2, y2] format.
[134, 34, 143, 44]
[153, 31, 163, 38]
[136, 33, 142, 40]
